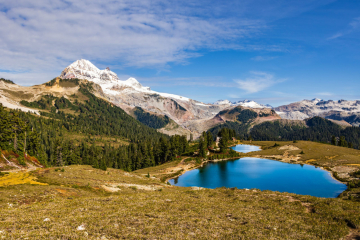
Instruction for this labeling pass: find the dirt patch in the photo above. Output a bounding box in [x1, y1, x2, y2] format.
[105, 183, 162, 191]
[279, 145, 300, 151]
[344, 229, 360, 240]
[261, 151, 301, 163]
[331, 166, 358, 180]
[101, 185, 121, 192]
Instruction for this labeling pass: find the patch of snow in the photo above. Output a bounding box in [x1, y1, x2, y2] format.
[60, 59, 191, 102]
[0, 94, 39, 115]
[214, 99, 232, 105]
[214, 99, 272, 109]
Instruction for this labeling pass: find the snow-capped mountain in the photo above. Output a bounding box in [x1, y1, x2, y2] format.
[214, 99, 272, 109]
[60, 59, 191, 101]
[59, 60, 227, 134]
[275, 98, 360, 126]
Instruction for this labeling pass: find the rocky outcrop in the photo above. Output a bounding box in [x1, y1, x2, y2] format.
[275, 98, 360, 126]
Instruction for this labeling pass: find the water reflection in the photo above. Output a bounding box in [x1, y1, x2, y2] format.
[169, 145, 347, 198]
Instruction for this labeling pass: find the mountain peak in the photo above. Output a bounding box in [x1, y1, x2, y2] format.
[68, 59, 99, 72]
[311, 98, 323, 102]
[60, 59, 119, 82]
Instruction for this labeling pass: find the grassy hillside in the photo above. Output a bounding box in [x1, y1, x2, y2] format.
[0, 160, 359, 239]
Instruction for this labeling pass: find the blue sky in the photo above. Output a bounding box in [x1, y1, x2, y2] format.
[0, 0, 359, 107]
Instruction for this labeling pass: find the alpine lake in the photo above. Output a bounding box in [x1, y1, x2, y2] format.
[169, 144, 347, 198]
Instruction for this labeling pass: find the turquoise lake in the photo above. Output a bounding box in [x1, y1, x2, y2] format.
[169, 144, 347, 198]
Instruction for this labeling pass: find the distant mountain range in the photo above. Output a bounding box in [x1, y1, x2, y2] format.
[274, 98, 360, 126]
[0, 59, 359, 138]
[214, 99, 272, 109]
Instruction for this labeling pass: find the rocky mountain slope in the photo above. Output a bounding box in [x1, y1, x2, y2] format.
[185, 106, 281, 134]
[2, 60, 359, 136]
[58, 59, 282, 136]
[59, 60, 233, 136]
[214, 99, 272, 109]
[275, 98, 360, 126]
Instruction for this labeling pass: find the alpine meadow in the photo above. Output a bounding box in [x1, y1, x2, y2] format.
[1, 1, 360, 239]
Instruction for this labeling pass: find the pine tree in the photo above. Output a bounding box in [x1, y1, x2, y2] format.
[207, 132, 213, 148]
[219, 136, 227, 153]
[100, 159, 107, 171]
[331, 135, 336, 145]
[199, 136, 207, 158]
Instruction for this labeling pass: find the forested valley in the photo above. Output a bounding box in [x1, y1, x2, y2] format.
[208, 116, 360, 149]
[0, 81, 189, 171]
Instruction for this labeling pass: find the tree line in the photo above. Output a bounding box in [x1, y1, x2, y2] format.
[0, 81, 190, 171]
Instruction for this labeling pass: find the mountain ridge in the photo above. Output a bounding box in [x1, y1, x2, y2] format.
[275, 98, 360, 126]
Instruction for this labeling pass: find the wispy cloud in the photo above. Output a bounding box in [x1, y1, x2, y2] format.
[0, 1, 264, 78]
[328, 17, 360, 40]
[0, 0, 336, 84]
[234, 71, 285, 93]
[251, 56, 277, 61]
[317, 92, 333, 97]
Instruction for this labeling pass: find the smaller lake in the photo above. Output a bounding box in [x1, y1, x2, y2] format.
[230, 144, 261, 153]
[170, 145, 347, 198]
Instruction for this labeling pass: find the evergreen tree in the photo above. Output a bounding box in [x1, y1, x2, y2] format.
[207, 132, 213, 148]
[331, 135, 336, 145]
[199, 136, 207, 158]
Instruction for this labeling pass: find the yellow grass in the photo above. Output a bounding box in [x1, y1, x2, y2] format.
[0, 172, 48, 187]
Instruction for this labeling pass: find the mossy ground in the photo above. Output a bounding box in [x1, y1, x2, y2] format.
[1, 141, 360, 239]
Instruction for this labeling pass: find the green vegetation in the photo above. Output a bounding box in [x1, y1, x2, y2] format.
[133, 107, 170, 129]
[209, 116, 360, 149]
[251, 117, 360, 149]
[0, 78, 15, 84]
[236, 109, 258, 122]
[208, 121, 249, 140]
[0, 105, 44, 164]
[1, 81, 190, 172]
[0, 165, 359, 239]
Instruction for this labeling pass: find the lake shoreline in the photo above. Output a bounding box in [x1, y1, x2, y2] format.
[168, 143, 348, 198]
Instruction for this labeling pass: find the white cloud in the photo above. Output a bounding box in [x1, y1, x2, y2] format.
[317, 92, 333, 97]
[234, 71, 285, 93]
[0, 0, 336, 84]
[328, 17, 360, 40]
[0, 0, 263, 78]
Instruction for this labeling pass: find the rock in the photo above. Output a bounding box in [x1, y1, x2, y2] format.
[165, 199, 172, 202]
[43, 218, 50, 222]
[77, 225, 86, 231]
